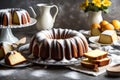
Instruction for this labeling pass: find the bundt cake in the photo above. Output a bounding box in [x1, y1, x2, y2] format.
[0, 8, 30, 27]
[29, 28, 89, 62]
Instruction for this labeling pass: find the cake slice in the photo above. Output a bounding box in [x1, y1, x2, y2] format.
[81, 58, 98, 71]
[91, 57, 110, 66]
[83, 57, 110, 66]
[98, 30, 118, 44]
[84, 49, 108, 60]
[90, 23, 101, 36]
[5, 51, 26, 66]
[0, 42, 13, 60]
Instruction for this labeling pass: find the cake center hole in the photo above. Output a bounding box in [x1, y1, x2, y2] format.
[53, 33, 75, 39]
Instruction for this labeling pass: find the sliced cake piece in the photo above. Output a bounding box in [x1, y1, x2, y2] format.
[91, 57, 110, 66]
[5, 51, 26, 66]
[81, 58, 98, 71]
[90, 23, 101, 36]
[84, 49, 108, 60]
[83, 57, 110, 67]
[0, 42, 13, 60]
[98, 30, 118, 44]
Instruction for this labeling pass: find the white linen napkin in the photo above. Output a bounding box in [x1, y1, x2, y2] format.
[67, 54, 119, 76]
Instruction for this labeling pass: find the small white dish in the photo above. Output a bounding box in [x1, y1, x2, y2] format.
[106, 64, 120, 77]
[89, 36, 117, 46]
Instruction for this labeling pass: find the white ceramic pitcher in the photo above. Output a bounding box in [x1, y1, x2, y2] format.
[29, 4, 58, 30]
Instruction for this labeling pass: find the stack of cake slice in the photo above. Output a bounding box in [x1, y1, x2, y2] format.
[81, 49, 110, 71]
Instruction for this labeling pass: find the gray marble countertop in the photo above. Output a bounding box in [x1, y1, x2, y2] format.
[0, 65, 119, 80]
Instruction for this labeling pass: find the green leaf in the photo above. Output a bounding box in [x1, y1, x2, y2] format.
[104, 9, 109, 13]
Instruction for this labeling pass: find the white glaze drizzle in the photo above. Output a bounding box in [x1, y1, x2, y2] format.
[57, 39, 69, 62]
[22, 10, 29, 24]
[5, 12, 11, 26]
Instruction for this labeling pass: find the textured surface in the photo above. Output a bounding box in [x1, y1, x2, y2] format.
[0, 65, 120, 80]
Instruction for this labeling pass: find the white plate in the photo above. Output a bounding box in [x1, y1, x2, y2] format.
[28, 58, 81, 66]
[0, 59, 32, 68]
[0, 18, 37, 28]
[18, 43, 82, 66]
[18, 43, 30, 52]
[106, 64, 120, 77]
[89, 36, 115, 46]
[0, 43, 32, 68]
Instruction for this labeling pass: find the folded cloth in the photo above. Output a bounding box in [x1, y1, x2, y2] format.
[68, 63, 113, 76]
[67, 55, 118, 76]
[89, 43, 120, 56]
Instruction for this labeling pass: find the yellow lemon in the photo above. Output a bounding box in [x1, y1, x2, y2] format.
[100, 20, 109, 27]
[101, 23, 114, 32]
[111, 20, 120, 29]
[91, 23, 101, 29]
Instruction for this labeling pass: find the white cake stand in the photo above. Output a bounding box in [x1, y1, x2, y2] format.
[0, 18, 37, 43]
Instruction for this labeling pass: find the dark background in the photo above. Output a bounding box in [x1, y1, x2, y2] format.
[0, 0, 119, 30]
